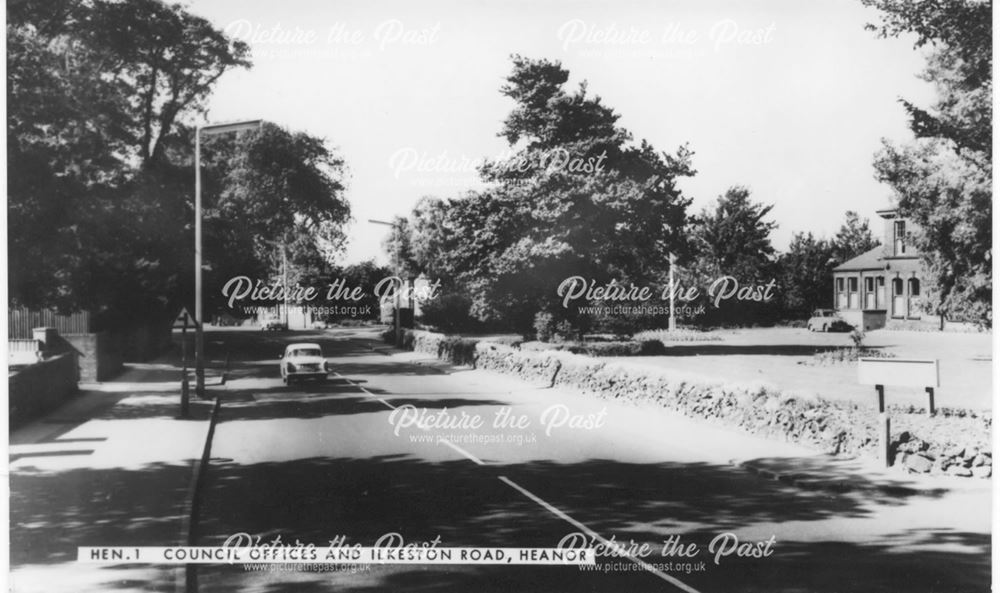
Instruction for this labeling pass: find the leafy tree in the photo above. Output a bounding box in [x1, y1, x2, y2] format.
[200, 123, 351, 314]
[7, 0, 251, 329]
[873, 139, 991, 325]
[685, 186, 778, 325]
[8, 2, 351, 331]
[778, 233, 838, 319]
[83, 0, 252, 167]
[402, 196, 465, 283]
[832, 211, 881, 263]
[380, 215, 420, 279]
[689, 186, 776, 277]
[863, 0, 992, 327]
[323, 261, 393, 322]
[398, 56, 694, 332]
[862, 0, 991, 160]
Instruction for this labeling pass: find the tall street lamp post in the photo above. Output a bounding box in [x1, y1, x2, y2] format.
[194, 119, 262, 397]
[368, 218, 403, 347]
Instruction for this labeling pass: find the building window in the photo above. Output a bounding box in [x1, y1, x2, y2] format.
[848, 277, 859, 309]
[909, 278, 920, 296]
[892, 277, 903, 295]
[836, 278, 844, 292]
[864, 277, 875, 309]
[894, 220, 906, 255]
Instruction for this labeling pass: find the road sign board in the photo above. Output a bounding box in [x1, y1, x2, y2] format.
[173, 307, 196, 329]
[857, 358, 939, 388]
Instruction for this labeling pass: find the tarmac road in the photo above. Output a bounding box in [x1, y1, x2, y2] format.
[7, 326, 990, 593]
[189, 327, 991, 593]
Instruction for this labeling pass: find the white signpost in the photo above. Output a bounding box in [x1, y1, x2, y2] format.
[173, 307, 196, 418]
[857, 358, 940, 467]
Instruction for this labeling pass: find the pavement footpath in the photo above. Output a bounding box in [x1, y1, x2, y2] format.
[9, 350, 225, 593]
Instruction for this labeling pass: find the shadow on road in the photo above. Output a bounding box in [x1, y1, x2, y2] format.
[192, 450, 988, 593]
[215, 387, 511, 422]
[10, 461, 193, 567]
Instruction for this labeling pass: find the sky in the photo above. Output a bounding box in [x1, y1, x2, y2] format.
[187, 0, 935, 265]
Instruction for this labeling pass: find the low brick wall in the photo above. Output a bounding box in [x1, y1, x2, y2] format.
[9, 352, 79, 428]
[392, 330, 992, 477]
[61, 321, 170, 383]
[63, 332, 124, 382]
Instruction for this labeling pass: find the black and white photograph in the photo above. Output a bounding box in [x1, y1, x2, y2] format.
[4, 0, 995, 591]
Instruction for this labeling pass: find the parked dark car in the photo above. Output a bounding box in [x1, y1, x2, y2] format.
[807, 309, 853, 332]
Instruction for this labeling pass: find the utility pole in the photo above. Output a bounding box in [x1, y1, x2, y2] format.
[194, 119, 262, 397]
[283, 243, 289, 328]
[368, 219, 403, 347]
[668, 252, 677, 331]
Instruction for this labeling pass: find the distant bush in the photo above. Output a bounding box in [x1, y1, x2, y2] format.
[520, 339, 666, 357]
[633, 329, 723, 343]
[486, 335, 523, 348]
[567, 341, 643, 356]
[419, 294, 479, 334]
[521, 341, 570, 352]
[438, 336, 479, 365]
[805, 347, 895, 366]
[553, 319, 577, 343]
[533, 311, 555, 342]
[587, 308, 664, 337]
[639, 339, 667, 355]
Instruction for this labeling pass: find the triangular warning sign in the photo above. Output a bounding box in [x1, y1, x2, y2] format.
[173, 307, 196, 329]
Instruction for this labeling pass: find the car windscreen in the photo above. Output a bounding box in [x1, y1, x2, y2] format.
[289, 348, 322, 358]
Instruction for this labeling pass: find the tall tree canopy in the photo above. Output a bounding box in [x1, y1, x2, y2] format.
[200, 123, 352, 314]
[863, 0, 992, 327]
[684, 186, 779, 324]
[8, 0, 251, 324]
[8, 0, 350, 328]
[778, 233, 838, 318]
[398, 56, 695, 332]
[688, 186, 777, 280]
[832, 210, 881, 263]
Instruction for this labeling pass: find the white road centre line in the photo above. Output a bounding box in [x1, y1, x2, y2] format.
[335, 371, 485, 464]
[336, 368, 700, 592]
[498, 476, 703, 593]
[437, 439, 486, 466]
[334, 372, 396, 411]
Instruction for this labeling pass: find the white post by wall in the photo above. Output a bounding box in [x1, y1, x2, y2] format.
[668, 252, 677, 331]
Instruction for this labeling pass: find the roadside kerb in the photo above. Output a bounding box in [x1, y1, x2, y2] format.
[176, 392, 224, 593]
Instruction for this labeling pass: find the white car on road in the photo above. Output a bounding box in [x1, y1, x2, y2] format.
[280, 343, 330, 384]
